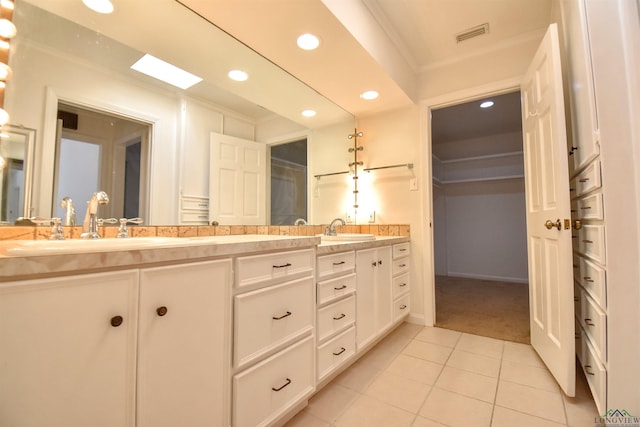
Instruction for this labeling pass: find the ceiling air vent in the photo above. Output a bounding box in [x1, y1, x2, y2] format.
[456, 23, 490, 43]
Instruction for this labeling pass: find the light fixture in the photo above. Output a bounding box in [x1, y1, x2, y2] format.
[131, 54, 202, 89]
[297, 33, 320, 50]
[302, 109, 316, 117]
[82, 0, 114, 14]
[360, 90, 379, 100]
[480, 100, 494, 108]
[0, 62, 11, 81]
[0, 40, 9, 50]
[228, 69, 248, 82]
[0, 0, 14, 10]
[0, 108, 9, 126]
[0, 19, 16, 39]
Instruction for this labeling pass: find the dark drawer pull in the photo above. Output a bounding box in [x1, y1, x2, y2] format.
[272, 311, 292, 320]
[400, 304, 407, 310]
[332, 261, 346, 266]
[334, 285, 347, 290]
[584, 276, 594, 282]
[580, 206, 592, 210]
[582, 239, 593, 244]
[399, 283, 407, 287]
[110, 315, 123, 327]
[273, 263, 292, 269]
[156, 306, 168, 317]
[399, 248, 407, 252]
[584, 365, 595, 375]
[272, 378, 291, 391]
[579, 178, 590, 183]
[333, 313, 346, 320]
[584, 318, 595, 326]
[333, 347, 346, 356]
[399, 263, 407, 267]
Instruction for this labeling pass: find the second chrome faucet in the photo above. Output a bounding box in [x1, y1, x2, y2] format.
[81, 191, 109, 239]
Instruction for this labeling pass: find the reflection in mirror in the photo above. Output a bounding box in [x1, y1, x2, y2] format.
[52, 104, 149, 222]
[7, 0, 354, 225]
[0, 125, 35, 224]
[270, 139, 307, 225]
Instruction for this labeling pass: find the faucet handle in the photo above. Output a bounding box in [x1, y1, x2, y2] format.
[116, 218, 144, 238]
[49, 218, 65, 240]
[97, 217, 118, 226]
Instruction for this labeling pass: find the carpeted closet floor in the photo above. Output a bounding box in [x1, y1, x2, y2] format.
[435, 275, 531, 344]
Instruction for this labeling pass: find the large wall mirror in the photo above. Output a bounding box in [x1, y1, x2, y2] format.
[3, 0, 353, 226]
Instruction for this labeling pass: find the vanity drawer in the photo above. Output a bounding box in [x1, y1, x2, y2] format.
[317, 327, 356, 382]
[580, 292, 607, 362]
[236, 248, 314, 289]
[392, 272, 410, 299]
[577, 192, 604, 220]
[317, 273, 356, 306]
[180, 196, 209, 211]
[392, 258, 410, 276]
[392, 243, 410, 259]
[579, 256, 606, 308]
[233, 335, 314, 427]
[317, 251, 355, 281]
[393, 293, 411, 323]
[179, 211, 209, 224]
[575, 159, 602, 196]
[317, 295, 355, 342]
[577, 224, 606, 265]
[581, 335, 607, 414]
[234, 276, 314, 369]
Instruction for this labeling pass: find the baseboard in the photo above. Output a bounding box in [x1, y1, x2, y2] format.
[446, 272, 528, 284]
[407, 313, 426, 326]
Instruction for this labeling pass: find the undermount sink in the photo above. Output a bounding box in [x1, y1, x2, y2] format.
[320, 233, 376, 242]
[2, 236, 215, 256]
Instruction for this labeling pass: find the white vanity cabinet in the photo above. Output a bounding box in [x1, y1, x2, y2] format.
[0, 270, 139, 427]
[315, 250, 357, 383]
[0, 259, 233, 427]
[232, 248, 316, 427]
[355, 246, 392, 351]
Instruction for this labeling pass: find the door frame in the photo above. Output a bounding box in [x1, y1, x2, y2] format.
[420, 77, 523, 326]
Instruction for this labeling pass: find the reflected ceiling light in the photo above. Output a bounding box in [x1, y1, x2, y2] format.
[480, 100, 494, 108]
[131, 54, 202, 89]
[0, 0, 14, 10]
[0, 40, 9, 50]
[360, 90, 379, 100]
[228, 69, 248, 82]
[302, 109, 316, 117]
[297, 33, 320, 50]
[82, 0, 114, 14]
[0, 19, 16, 39]
[0, 108, 9, 126]
[0, 62, 12, 81]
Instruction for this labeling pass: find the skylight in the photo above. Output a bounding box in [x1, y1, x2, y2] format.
[131, 54, 202, 90]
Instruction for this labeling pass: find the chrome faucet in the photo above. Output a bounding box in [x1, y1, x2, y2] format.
[60, 197, 76, 226]
[81, 191, 109, 239]
[325, 217, 346, 236]
[294, 218, 307, 226]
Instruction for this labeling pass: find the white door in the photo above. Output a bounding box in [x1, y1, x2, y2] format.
[209, 132, 266, 225]
[521, 23, 575, 396]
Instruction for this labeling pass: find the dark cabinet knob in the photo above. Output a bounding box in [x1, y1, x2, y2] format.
[110, 315, 123, 327]
[156, 306, 168, 317]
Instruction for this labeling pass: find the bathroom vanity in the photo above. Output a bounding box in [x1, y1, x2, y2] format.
[0, 233, 410, 427]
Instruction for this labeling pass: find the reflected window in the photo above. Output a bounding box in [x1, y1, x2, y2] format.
[270, 139, 307, 225]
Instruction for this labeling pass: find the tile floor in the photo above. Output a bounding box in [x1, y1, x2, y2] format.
[285, 323, 599, 427]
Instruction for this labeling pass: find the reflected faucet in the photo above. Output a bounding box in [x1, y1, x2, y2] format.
[60, 197, 76, 226]
[294, 218, 307, 226]
[81, 191, 109, 239]
[325, 217, 346, 236]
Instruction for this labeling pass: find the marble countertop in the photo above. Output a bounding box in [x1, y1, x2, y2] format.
[0, 234, 410, 282]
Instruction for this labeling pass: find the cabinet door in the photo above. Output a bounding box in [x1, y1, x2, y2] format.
[138, 259, 232, 427]
[0, 270, 139, 427]
[356, 246, 392, 351]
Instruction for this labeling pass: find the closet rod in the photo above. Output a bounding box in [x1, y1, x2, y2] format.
[314, 170, 350, 179]
[364, 163, 414, 172]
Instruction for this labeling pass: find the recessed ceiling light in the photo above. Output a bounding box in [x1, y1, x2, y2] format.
[360, 90, 379, 100]
[297, 33, 320, 50]
[0, 0, 15, 11]
[131, 54, 203, 89]
[82, 0, 114, 14]
[228, 70, 248, 82]
[480, 100, 494, 108]
[302, 109, 316, 117]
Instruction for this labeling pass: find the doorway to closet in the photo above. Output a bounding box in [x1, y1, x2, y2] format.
[431, 91, 530, 344]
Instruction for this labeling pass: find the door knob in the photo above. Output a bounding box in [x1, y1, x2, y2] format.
[544, 219, 562, 230]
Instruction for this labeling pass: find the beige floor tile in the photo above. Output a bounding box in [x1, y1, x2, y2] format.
[456, 333, 504, 358]
[402, 340, 453, 364]
[446, 348, 501, 377]
[419, 387, 493, 427]
[434, 366, 498, 403]
[284, 409, 332, 427]
[500, 359, 560, 392]
[502, 341, 545, 368]
[495, 380, 566, 424]
[335, 394, 415, 427]
[563, 368, 599, 427]
[414, 326, 462, 348]
[365, 371, 432, 413]
[306, 382, 359, 423]
[358, 334, 411, 370]
[386, 354, 444, 385]
[412, 416, 448, 427]
[334, 360, 382, 392]
[491, 406, 566, 427]
[394, 322, 425, 339]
